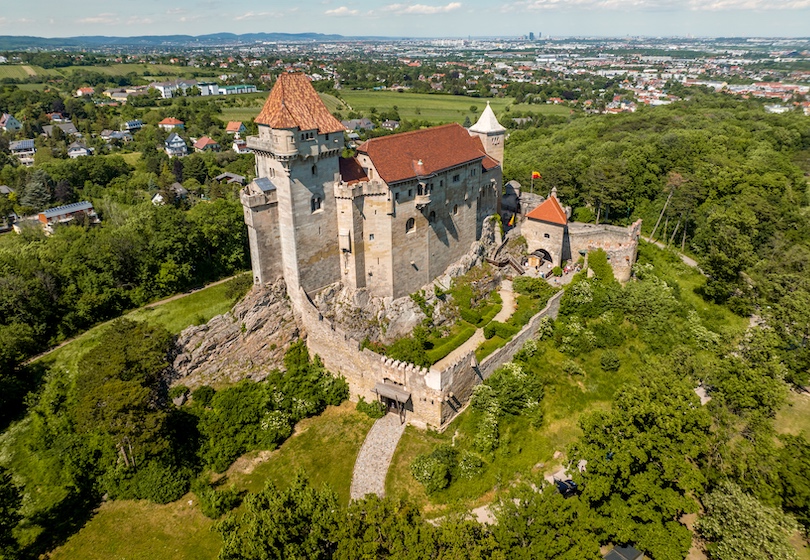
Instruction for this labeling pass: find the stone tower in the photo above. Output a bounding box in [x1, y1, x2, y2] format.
[468, 101, 506, 167]
[243, 73, 346, 298]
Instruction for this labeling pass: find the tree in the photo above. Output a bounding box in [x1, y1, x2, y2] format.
[697, 481, 798, 560]
[493, 484, 601, 559]
[569, 372, 711, 560]
[0, 466, 21, 559]
[20, 168, 52, 210]
[778, 434, 810, 532]
[218, 473, 340, 560]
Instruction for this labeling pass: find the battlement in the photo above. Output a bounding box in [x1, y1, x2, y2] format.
[334, 180, 389, 200]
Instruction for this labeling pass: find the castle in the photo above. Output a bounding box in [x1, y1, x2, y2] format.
[240, 74, 637, 429]
[241, 73, 504, 300]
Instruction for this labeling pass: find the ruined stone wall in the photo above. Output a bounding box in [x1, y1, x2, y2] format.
[568, 219, 641, 282]
[241, 190, 281, 285]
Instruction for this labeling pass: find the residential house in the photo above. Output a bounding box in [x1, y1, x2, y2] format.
[193, 136, 220, 153]
[0, 113, 22, 132]
[9, 139, 35, 166]
[232, 138, 251, 154]
[158, 117, 185, 131]
[341, 117, 375, 131]
[75, 87, 95, 97]
[381, 119, 400, 131]
[152, 183, 189, 205]
[0, 56, 7, 64]
[226, 121, 246, 135]
[603, 545, 644, 560]
[164, 132, 188, 157]
[122, 119, 143, 132]
[47, 112, 68, 123]
[67, 142, 92, 158]
[37, 201, 99, 234]
[43, 122, 79, 138]
[214, 172, 246, 185]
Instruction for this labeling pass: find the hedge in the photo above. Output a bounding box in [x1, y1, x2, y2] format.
[426, 323, 477, 364]
[484, 320, 519, 340]
[475, 336, 508, 362]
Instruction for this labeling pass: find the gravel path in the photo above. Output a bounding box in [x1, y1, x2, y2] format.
[350, 413, 406, 500]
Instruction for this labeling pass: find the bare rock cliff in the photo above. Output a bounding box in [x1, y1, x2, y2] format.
[171, 278, 299, 388]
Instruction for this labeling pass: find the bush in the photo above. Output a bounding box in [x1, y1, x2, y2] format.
[600, 350, 621, 371]
[411, 444, 458, 493]
[552, 266, 563, 277]
[459, 307, 482, 325]
[192, 478, 242, 519]
[563, 359, 586, 377]
[169, 385, 189, 399]
[356, 396, 386, 419]
[192, 385, 215, 407]
[224, 273, 253, 302]
[107, 461, 193, 504]
[536, 316, 555, 340]
[484, 320, 519, 340]
[587, 249, 615, 283]
[425, 324, 477, 364]
[458, 451, 484, 479]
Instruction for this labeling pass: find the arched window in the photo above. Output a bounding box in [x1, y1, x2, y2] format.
[311, 196, 322, 213]
[406, 217, 415, 233]
[453, 204, 459, 215]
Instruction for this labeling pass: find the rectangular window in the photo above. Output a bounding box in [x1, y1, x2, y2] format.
[408, 189, 412, 197]
[453, 174, 460, 182]
[369, 233, 375, 241]
[395, 192, 399, 201]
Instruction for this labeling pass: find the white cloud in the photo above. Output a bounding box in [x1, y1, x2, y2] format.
[384, 2, 463, 15]
[501, 0, 810, 10]
[233, 11, 281, 21]
[76, 13, 120, 24]
[325, 6, 361, 15]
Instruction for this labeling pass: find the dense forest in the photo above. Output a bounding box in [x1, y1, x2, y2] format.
[1, 88, 810, 559]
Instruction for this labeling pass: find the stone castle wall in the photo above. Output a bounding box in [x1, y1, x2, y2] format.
[567, 219, 642, 282]
[296, 286, 563, 430]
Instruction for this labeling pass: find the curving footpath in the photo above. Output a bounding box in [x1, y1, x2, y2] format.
[349, 413, 406, 500]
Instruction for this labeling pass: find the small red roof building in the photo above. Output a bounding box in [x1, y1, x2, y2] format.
[526, 193, 567, 225]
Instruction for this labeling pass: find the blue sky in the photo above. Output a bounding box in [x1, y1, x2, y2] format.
[0, 0, 808, 38]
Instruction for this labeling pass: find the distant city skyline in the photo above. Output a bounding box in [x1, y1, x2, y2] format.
[0, 0, 808, 40]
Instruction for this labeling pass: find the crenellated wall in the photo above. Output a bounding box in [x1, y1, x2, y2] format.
[296, 285, 563, 430]
[567, 219, 642, 282]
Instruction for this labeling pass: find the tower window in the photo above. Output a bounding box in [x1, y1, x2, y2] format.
[408, 189, 412, 197]
[311, 196, 322, 213]
[406, 218, 415, 233]
[453, 204, 458, 215]
[544, 233, 550, 239]
[312, 164, 317, 176]
[301, 131, 315, 141]
[369, 233, 375, 241]
[453, 174, 460, 182]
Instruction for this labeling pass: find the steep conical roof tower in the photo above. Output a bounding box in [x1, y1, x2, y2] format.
[467, 101, 505, 166]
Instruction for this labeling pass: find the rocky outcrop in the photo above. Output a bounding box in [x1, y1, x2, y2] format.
[171, 278, 299, 388]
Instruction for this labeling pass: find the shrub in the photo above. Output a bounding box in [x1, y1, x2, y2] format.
[411, 445, 458, 494]
[459, 307, 482, 325]
[224, 273, 253, 302]
[536, 316, 555, 340]
[563, 359, 586, 377]
[107, 461, 193, 504]
[587, 249, 615, 283]
[356, 396, 387, 419]
[484, 321, 518, 340]
[552, 266, 563, 277]
[600, 350, 621, 372]
[192, 385, 215, 407]
[192, 478, 242, 519]
[458, 451, 484, 479]
[169, 385, 189, 399]
[425, 324, 477, 364]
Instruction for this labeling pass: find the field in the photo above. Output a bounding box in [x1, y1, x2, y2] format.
[218, 91, 569, 126]
[0, 65, 48, 80]
[776, 390, 810, 437]
[48, 402, 372, 560]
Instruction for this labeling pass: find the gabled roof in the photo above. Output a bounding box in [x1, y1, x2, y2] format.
[526, 195, 567, 225]
[193, 136, 218, 149]
[469, 101, 506, 134]
[255, 73, 344, 134]
[356, 123, 494, 184]
[165, 132, 185, 144]
[226, 121, 244, 132]
[159, 117, 184, 125]
[9, 139, 34, 151]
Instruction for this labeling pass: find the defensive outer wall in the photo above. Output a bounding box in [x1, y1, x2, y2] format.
[297, 287, 564, 430]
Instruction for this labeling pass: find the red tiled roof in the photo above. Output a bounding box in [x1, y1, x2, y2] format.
[159, 117, 184, 125]
[255, 73, 344, 134]
[526, 196, 567, 225]
[226, 121, 243, 132]
[193, 136, 218, 149]
[356, 123, 494, 184]
[339, 157, 369, 185]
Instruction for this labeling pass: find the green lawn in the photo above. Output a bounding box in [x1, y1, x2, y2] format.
[227, 401, 374, 506]
[32, 278, 241, 384]
[0, 65, 42, 80]
[775, 391, 810, 437]
[58, 64, 205, 77]
[46, 401, 372, 560]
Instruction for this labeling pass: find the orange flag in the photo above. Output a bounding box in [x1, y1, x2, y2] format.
[531, 171, 541, 179]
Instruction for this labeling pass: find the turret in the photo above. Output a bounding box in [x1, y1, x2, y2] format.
[468, 101, 506, 167]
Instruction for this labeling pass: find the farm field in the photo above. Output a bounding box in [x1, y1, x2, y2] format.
[218, 91, 569, 126]
[0, 65, 50, 80]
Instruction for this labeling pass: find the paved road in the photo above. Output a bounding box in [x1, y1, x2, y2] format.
[350, 413, 406, 500]
[24, 273, 241, 365]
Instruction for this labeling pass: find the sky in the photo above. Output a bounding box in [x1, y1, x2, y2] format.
[0, 0, 809, 39]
